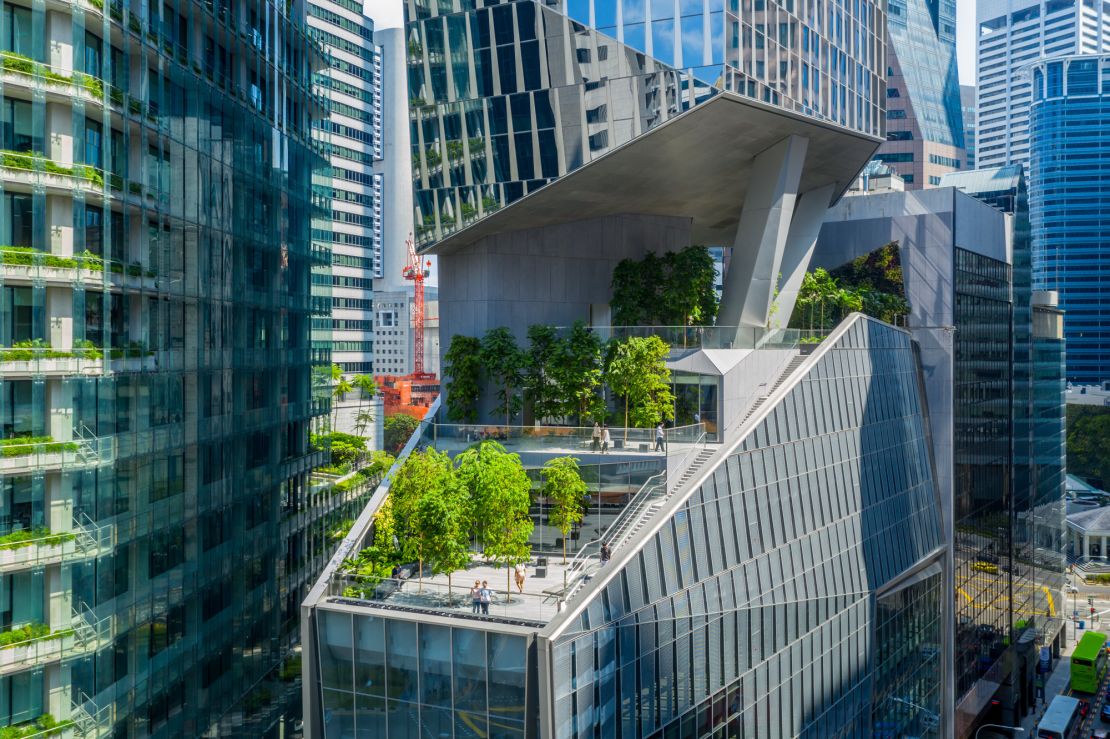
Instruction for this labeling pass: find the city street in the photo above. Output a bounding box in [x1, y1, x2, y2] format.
[1015, 580, 1110, 737]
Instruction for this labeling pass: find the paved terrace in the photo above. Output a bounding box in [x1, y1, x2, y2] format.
[329, 557, 587, 627]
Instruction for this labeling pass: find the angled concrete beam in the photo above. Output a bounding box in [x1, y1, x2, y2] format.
[773, 183, 835, 327]
[717, 134, 809, 333]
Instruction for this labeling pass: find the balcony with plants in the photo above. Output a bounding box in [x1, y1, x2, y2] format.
[0, 151, 105, 194]
[0, 52, 119, 112]
[0, 607, 112, 678]
[0, 713, 75, 739]
[0, 427, 113, 476]
[0, 246, 158, 292]
[0, 514, 114, 572]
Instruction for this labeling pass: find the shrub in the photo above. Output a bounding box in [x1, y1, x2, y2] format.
[1, 151, 33, 170]
[0, 713, 74, 739]
[0, 528, 75, 551]
[0, 246, 36, 265]
[0, 52, 34, 76]
[0, 622, 51, 647]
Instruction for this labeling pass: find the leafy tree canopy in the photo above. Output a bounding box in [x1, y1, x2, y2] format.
[454, 440, 533, 566]
[605, 336, 675, 430]
[610, 246, 719, 327]
[383, 413, 421, 454]
[789, 243, 909, 330]
[542, 456, 588, 563]
[1068, 405, 1110, 489]
[480, 327, 526, 425]
[443, 335, 482, 422]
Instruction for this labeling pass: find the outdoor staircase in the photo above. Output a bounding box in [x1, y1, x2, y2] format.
[561, 352, 813, 605]
[739, 354, 807, 426]
[672, 447, 716, 493]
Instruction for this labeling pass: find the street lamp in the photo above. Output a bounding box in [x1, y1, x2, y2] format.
[975, 725, 1025, 739]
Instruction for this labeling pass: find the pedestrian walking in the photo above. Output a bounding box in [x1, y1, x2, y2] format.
[514, 562, 527, 593]
[479, 580, 492, 615]
[654, 423, 665, 452]
[591, 422, 601, 452]
[600, 542, 611, 566]
[601, 425, 611, 454]
[470, 580, 482, 614]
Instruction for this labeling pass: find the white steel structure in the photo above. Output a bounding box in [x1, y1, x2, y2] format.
[976, 0, 1110, 170]
[308, 0, 383, 374]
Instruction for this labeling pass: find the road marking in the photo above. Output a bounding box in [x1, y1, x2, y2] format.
[957, 587, 972, 603]
[1043, 586, 1056, 617]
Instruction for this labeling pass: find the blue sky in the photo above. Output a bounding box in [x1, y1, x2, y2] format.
[367, 0, 979, 83]
[957, 0, 976, 84]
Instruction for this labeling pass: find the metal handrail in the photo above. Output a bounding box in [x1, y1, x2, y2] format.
[561, 431, 710, 602]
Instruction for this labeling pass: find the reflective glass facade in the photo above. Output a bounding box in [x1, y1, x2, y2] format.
[1029, 54, 1110, 384]
[0, 0, 364, 733]
[975, 0, 1110, 171]
[308, 0, 382, 374]
[872, 0, 964, 187]
[551, 317, 943, 738]
[309, 316, 947, 737]
[403, 0, 885, 249]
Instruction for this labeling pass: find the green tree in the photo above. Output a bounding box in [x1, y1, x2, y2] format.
[363, 450, 396, 480]
[443, 335, 482, 422]
[605, 336, 675, 436]
[353, 375, 378, 435]
[553, 321, 604, 424]
[389, 448, 458, 591]
[332, 376, 353, 428]
[1068, 406, 1110, 487]
[454, 441, 534, 595]
[481, 327, 526, 426]
[661, 246, 719, 328]
[610, 246, 719, 327]
[525, 324, 563, 422]
[353, 409, 375, 437]
[383, 413, 421, 454]
[542, 456, 588, 563]
[409, 476, 473, 600]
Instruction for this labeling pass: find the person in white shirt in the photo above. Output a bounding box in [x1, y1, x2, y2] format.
[514, 562, 527, 593]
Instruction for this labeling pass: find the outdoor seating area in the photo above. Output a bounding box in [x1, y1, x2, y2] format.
[331, 554, 600, 625]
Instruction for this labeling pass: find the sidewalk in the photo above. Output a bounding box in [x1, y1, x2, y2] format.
[1020, 631, 1076, 735]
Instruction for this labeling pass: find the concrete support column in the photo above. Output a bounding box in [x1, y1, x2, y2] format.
[773, 183, 835, 328]
[44, 473, 73, 534]
[46, 286, 72, 350]
[45, 378, 73, 442]
[1084, 534, 1090, 560]
[717, 134, 808, 334]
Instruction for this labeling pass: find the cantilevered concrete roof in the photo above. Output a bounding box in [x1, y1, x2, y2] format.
[421, 92, 882, 256]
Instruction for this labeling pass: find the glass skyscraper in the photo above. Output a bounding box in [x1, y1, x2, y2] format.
[404, 0, 885, 248]
[975, 0, 1110, 171]
[305, 315, 947, 738]
[1029, 53, 1110, 384]
[0, 0, 370, 734]
[309, 1, 383, 375]
[871, 0, 965, 187]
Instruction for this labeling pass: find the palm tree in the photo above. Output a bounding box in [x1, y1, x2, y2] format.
[354, 409, 375, 436]
[332, 376, 354, 429]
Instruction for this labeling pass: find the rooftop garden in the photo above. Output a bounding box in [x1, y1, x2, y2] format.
[340, 440, 587, 600]
[443, 324, 674, 432]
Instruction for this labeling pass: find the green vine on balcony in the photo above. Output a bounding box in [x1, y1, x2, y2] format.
[0, 528, 76, 551]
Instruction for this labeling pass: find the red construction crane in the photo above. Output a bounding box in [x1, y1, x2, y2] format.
[401, 232, 432, 375]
